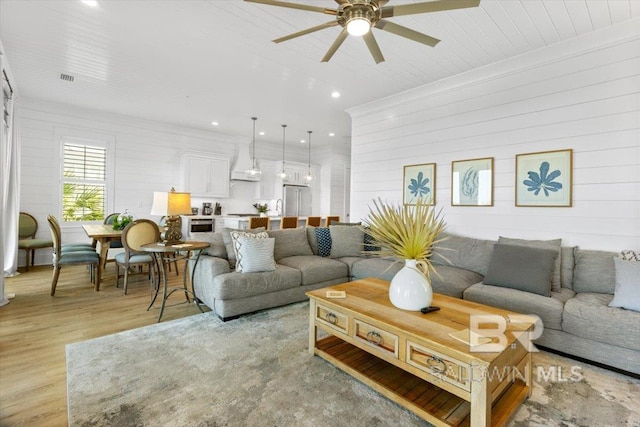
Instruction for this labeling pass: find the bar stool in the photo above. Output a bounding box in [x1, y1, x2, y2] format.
[281, 216, 298, 229]
[324, 216, 340, 227]
[249, 216, 270, 230]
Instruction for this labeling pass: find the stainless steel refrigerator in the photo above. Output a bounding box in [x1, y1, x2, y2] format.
[283, 185, 312, 217]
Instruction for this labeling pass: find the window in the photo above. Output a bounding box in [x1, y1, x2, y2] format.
[62, 141, 107, 222]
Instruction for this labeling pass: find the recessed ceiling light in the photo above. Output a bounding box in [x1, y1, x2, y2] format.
[331, 91, 340, 98]
[300, 139, 306, 143]
[259, 131, 265, 136]
[81, 0, 99, 7]
[329, 132, 335, 137]
[211, 121, 219, 126]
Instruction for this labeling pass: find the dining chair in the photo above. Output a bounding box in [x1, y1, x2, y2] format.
[47, 215, 100, 296]
[18, 212, 53, 271]
[97, 212, 123, 268]
[47, 215, 96, 253]
[281, 216, 299, 229]
[305, 216, 321, 227]
[248, 216, 270, 230]
[324, 216, 340, 227]
[115, 219, 160, 295]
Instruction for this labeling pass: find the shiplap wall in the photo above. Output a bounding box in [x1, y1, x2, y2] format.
[15, 98, 331, 266]
[348, 20, 640, 251]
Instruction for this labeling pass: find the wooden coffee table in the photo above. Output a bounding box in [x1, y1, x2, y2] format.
[306, 278, 534, 427]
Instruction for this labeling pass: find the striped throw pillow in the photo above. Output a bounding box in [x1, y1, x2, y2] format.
[237, 237, 276, 273]
[230, 230, 268, 271]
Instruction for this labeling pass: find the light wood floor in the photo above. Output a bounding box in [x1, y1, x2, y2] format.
[0, 261, 208, 426]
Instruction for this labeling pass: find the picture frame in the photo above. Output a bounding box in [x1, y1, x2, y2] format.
[403, 163, 436, 205]
[451, 157, 494, 206]
[516, 149, 572, 207]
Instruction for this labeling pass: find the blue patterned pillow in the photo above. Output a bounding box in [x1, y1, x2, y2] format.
[363, 227, 378, 252]
[315, 227, 332, 257]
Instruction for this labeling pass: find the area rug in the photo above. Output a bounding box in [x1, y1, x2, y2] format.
[67, 302, 640, 427]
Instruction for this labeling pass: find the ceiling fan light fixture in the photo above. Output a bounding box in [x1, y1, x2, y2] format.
[346, 16, 371, 36]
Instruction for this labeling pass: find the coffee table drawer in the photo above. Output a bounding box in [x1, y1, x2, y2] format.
[315, 304, 349, 335]
[406, 340, 471, 392]
[353, 319, 399, 358]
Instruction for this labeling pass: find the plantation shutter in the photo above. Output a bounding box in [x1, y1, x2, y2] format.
[62, 142, 107, 222]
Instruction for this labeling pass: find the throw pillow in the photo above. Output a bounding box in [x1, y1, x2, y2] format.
[221, 227, 265, 267]
[315, 227, 332, 257]
[329, 225, 364, 258]
[620, 250, 640, 261]
[331, 221, 362, 226]
[230, 230, 268, 271]
[192, 232, 227, 259]
[498, 236, 562, 292]
[483, 243, 559, 297]
[267, 228, 313, 261]
[572, 249, 617, 294]
[609, 257, 640, 312]
[236, 237, 276, 273]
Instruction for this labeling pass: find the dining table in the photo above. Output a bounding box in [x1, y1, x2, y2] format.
[81, 224, 123, 291]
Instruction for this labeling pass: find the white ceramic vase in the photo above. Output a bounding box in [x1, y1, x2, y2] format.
[389, 259, 433, 311]
[259, 212, 267, 217]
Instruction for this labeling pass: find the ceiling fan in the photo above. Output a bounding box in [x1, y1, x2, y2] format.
[244, 0, 480, 63]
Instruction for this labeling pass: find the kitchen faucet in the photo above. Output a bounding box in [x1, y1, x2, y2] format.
[275, 199, 283, 216]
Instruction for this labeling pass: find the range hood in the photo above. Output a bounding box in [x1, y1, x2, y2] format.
[230, 141, 260, 182]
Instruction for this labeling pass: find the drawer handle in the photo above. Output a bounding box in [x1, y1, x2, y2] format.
[366, 331, 384, 346]
[426, 355, 447, 374]
[325, 312, 338, 325]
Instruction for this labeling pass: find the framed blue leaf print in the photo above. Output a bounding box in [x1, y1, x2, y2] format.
[516, 149, 572, 207]
[403, 163, 436, 205]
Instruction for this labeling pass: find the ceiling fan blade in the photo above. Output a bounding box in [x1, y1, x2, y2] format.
[363, 32, 385, 64]
[273, 21, 339, 43]
[244, 0, 337, 15]
[375, 20, 440, 47]
[334, 0, 350, 4]
[381, 0, 480, 18]
[321, 28, 349, 62]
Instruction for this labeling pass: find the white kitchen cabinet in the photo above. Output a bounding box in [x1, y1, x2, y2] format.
[278, 161, 311, 186]
[183, 154, 230, 198]
[258, 160, 277, 199]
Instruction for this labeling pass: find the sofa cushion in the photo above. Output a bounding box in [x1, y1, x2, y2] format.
[330, 225, 364, 258]
[277, 255, 348, 286]
[498, 236, 562, 292]
[236, 237, 276, 273]
[563, 292, 640, 352]
[351, 257, 403, 281]
[463, 284, 575, 330]
[306, 226, 318, 255]
[560, 246, 576, 289]
[431, 265, 483, 298]
[334, 256, 364, 277]
[431, 233, 495, 276]
[609, 257, 640, 312]
[572, 249, 617, 294]
[191, 232, 227, 259]
[315, 227, 332, 257]
[483, 243, 558, 297]
[267, 228, 313, 261]
[211, 264, 301, 299]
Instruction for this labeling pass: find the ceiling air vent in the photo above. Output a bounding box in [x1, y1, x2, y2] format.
[60, 73, 75, 82]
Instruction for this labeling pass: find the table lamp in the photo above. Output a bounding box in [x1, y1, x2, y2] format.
[150, 187, 192, 246]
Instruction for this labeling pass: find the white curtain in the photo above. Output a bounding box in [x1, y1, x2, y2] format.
[1, 63, 19, 306]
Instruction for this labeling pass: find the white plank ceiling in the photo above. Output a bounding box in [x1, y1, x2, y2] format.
[1, 0, 638, 149]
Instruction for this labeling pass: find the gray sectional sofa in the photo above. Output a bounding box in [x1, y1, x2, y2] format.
[191, 226, 640, 376]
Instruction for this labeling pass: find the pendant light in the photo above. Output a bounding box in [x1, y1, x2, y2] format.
[304, 130, 313, 183]
[246, 117, 261, 177]
[277, 124, 288, 180]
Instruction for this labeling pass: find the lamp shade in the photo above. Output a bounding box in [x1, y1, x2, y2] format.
[150, 188, 192, 216]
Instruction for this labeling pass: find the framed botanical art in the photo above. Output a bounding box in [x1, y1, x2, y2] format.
[403, 163, 436, 205]
[451, 157, 494, 206]
[516, 149, 572, 207]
